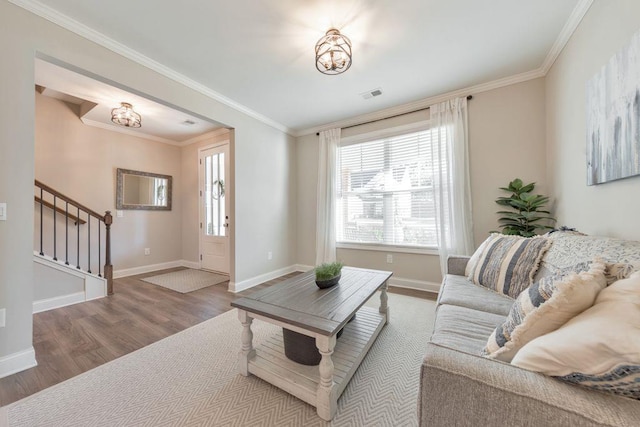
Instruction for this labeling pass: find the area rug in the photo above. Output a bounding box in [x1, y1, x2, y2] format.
[141, 268, 229, 293]
[3, 293, 436, 426]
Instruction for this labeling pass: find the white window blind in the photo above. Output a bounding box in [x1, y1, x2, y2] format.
[336, 127, 446, 248]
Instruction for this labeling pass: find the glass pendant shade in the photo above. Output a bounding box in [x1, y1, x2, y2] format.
[111, 102, 142, 128]
[315, 29, 352, 75]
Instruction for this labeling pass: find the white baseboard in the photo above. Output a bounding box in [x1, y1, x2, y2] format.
[295, 264, 439, 294]
[181, 260, 201, 269]
[114, 260, 204, 278]
[0, 347, 37, 379]
[229, 264, 300, 293]
[33, 292, 85, 314]
[113, 261, 184, 278]
[388, 277, 441, 294]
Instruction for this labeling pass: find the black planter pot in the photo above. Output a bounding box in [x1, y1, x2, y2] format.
[282, 313, 356, 366]
[315, 273, 341, 289]
[282, 329, 321, 365]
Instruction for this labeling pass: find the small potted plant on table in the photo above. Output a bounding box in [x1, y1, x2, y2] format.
[315, 262, 343, 289]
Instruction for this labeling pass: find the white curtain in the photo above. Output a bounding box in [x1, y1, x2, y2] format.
[315, 128, 341, 265]
[429, 97, 474, 274]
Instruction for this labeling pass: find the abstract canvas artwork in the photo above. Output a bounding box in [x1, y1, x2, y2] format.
[586, 30, 640, 185]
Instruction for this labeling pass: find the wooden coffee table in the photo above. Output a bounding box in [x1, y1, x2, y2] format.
[231, 266, 392, 421]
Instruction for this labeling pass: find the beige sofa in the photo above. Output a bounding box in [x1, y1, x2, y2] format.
[419, 232, 640, 426]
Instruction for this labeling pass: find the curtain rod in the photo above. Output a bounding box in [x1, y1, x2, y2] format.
[316, 95, 473, 136]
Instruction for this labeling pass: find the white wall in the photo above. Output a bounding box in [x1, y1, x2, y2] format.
[0, 2, 297, 373]
[546, 0, 640, 240]
[296, 78, 547, 287]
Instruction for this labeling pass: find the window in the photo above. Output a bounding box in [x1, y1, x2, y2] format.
[336, 127, 445, 249]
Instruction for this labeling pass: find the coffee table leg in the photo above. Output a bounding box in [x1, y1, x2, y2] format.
[316, 334, 337, 421]
[238, 310, 256, 376]
[380, 280, 389, 324]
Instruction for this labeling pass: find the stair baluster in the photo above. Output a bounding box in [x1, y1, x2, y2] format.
[34, 180, 114, 295]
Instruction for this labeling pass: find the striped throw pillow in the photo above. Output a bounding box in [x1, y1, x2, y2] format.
[467, 234, 551, 298]
[483, 260, 606, 362]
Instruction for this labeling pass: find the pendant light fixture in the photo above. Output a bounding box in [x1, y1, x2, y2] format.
[315, 29, 352, 75]
[111, 102, 142, 128]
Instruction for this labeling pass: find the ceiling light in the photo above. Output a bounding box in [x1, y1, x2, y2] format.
[315, 29, 352, 75]
[111, 102, 142, 128]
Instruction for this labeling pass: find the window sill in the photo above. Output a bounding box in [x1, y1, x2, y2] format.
[336, 242, 439, 255]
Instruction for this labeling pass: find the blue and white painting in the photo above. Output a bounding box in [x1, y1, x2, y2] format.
[586, 29, 640, 185]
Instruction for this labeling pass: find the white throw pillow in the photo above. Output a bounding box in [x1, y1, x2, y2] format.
[482, 260, 606, 362]
[511, 271, 640, 400]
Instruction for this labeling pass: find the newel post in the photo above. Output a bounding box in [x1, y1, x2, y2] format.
[104, 210, 114, 295]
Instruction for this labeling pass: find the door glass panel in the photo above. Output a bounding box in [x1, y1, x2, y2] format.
[204, 152, 226, 236]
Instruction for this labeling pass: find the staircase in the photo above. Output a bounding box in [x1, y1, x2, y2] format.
[33, 180, 113, 311]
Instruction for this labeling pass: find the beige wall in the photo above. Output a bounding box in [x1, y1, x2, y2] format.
[0, 2, 297, 367]
[469, 78, 548, 245]
[296, 78, 547, 287]
[35, 93, 183, 271]
[546, 0, 640, 240]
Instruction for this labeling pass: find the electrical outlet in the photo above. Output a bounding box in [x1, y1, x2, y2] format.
[116, 210, 124, 218]
[386, 254, 393, 264]
[144, 248, 151, 256]
[268, 251, 273, 260]
[0, 308, 6, 328]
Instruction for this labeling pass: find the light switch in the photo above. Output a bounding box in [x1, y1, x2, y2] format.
[0, 203, 6, 221]
[116, 210, 124, 218]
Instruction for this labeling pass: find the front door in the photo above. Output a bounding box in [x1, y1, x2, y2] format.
[199, 144, 230, 274]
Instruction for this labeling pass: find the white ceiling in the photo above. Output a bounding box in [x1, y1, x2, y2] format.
[35, 59, 223, 144]
[21, 0, 585, 134]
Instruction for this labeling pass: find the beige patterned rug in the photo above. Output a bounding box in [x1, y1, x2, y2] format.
[3, 293, 436, 426]
[141, 268, 229, 293]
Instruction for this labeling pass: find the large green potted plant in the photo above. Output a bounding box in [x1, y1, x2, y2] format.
[495, 178, 556, 237]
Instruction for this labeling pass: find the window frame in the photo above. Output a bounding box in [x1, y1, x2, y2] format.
[336, 120, 440, 252]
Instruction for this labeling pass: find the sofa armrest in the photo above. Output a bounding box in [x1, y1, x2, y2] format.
[446, 255, 470, 276]
[419, 343, 640, 427]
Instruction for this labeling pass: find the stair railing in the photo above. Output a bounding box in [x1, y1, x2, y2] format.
[34, 180, 113, 295]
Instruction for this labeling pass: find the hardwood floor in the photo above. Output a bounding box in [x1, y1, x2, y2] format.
[0, 268, 435, 406]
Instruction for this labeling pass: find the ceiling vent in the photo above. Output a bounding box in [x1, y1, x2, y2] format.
[361, 87, 383, 100]
[182, 119, 196, 126]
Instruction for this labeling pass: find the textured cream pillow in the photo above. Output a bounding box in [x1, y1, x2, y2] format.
[482, 260, 606, 362]
[512, 271, 640, 399]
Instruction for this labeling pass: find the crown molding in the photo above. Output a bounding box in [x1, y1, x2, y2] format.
[12, 0, 591, 139]
[540, 0, 594, 74]
[9, 0, 294, 136]
[80, 118, 181, 145]
[296, 67, 545, 137]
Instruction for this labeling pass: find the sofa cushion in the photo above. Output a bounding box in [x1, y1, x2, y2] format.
[438, 274, 514, 316]
[430, 304, 506, 355]
[466, 234, 551, 298]
[420, 343, 640, 427]
[483, 260, 607, 362]
[535, 231, 640, 282]
[512, 271, 640, 400]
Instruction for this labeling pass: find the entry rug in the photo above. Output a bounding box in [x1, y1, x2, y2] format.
[3, 293, 436, 426]
[141, 268, 229, 293]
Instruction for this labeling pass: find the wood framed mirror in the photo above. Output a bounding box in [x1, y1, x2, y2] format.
[116, 168, 172, 210]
